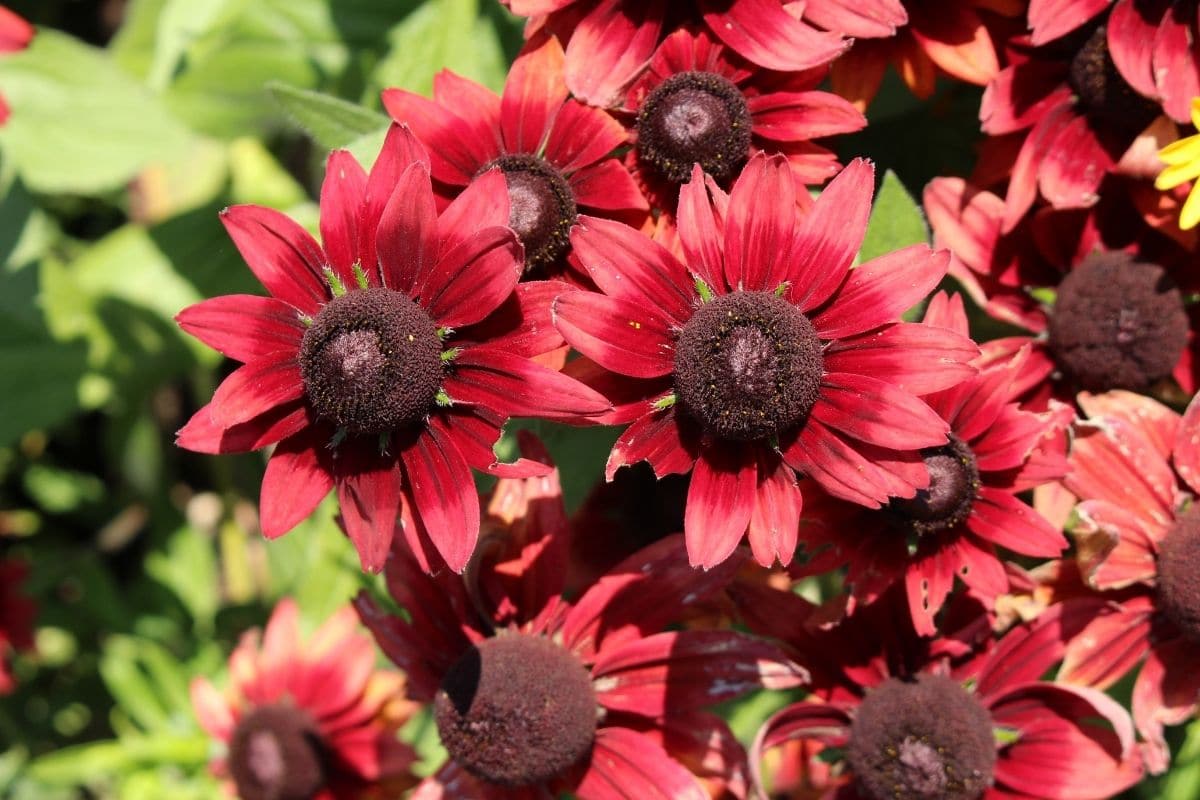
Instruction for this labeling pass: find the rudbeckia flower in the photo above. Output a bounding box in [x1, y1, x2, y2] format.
[1155, 97, 1200, 229]
[191, 599, 417, 800]
[176, 124, 609, 573]
[554, 155, 977, 568]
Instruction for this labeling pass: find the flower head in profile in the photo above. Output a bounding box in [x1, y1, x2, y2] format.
[554, 155, 977, 569]
[0, 558, 35, 695]
[176, 123, 609, 573]
[382, 36, 647, 280]
[191, 598, 417, 800]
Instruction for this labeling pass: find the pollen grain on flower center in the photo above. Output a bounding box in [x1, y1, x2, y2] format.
[674, 291, 823, 442]
[481, 154, 577, 272]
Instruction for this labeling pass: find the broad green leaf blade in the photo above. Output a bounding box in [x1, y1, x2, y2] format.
[266, 81, 389, 150]
[858, 169, 929, 264]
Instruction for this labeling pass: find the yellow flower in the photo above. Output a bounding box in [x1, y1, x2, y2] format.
[1156, 97, 1200, 230]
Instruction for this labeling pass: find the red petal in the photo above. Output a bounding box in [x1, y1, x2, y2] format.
[970, 405, 1049, 473]
[461, 278, 571, 358]
[176, 400, 311, 454]
[685, 444, 757, 569]
[569, 215, 697, 326]
[1059, 599, 1154, 690]
[0, 7, 33, 52]
[606, 407, 699, 480]
[400, 426, 480, 573]
[968, 487, 1066, 558]
[1027, 0, 1109, 45]
[568, 159, 649, 212]
[1174, 392, 1200, 495]
[813, 372, 949, 450]
[700, 0, 847, 73]
[1107, 0, 1161, 98]
[976, 604, 1091, 698]
[1133, 638, 1200, 774]
[923, 178, 1005, 279]
[553, 292, 676, 379]
[980, 63, 1073, 135]
[592, 630, 807, 715]
[1000, 102, 1075, 230]
[259, 428, 334, 539]
[1071, 499, 1160, 589]
[813, 245, 950, 338]
[781, 418, 894, 507]
[1066, 420, 1176, 529]
[750, 702, 851, 794]
[446, 348, 612, 419]
[823, 322, 978, 396]
[359, 125, 431, 271]
[208, 358, 305, 428]
[574, 727, 708, 800]
[800, 0, 907, 38]
[747, 455, 802, 567]
[1152, 8, 1200, 124]
[562, 0, 666, 108]
[1036, 112, 1112, 210]
[220, 205, 328, 314]
[748, 91, 866, 141]
[544, 100, 631, 176]
[319, 150, 368, 286]
[724, 154, 795, 292]
[376, 161, 438, 295]
[336, 446, 403, 574]
[421, 226, 522, 328]
[904, 539, 957, 636]
[501, 36, 567, 154]
[436, 168, 510, 253]
[784, 158, 873, 313]
[677, 165, 728, 294]
[176, 295, 304, 363]
[381, 86, 492, 185]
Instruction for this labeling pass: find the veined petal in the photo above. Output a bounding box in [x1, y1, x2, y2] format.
[813, 372, 949, 450]
[544, 99, 631, 175]
[677, 164, 728, 293]
[319, 149, 369, 285]
[685, 443, 757, 569]
[381, 86, 493, 185]
[260, 428, 334, 540]
[553, 292, 676, 379]
[747, 456, 803, 567]
[220, 205, 329, 314]
[968, 487, 1067, 558]
[446, 348, 612, 419]
[437, 167, 511, 254]
[574, 728, 709, 800]
[724, 154, 796, 292]
[563, 0, 666, 108]
[823, 322, 978, 396]
[569, 159, 649, 212]
[176, 294, 304, 363]
[1028, 0, 1109, 45]
[376, 161, 438, 295]
[500, 36, 567, 155]
[700, 0, 848, 73]
[208, 358, 305, 428]
[606, 407, 699, 480]
[176, 400, 311, 455]
[336, 446, 403, 574]
[748, 91, 866, 141]
[400, 425, 479, 573]
[420, 226, 522, 328]
[812, 245, 950, 339]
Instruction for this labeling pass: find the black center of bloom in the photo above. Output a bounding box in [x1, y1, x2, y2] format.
[636, 71, 753, 184]
[1067, 25, 1159, 133]
[848, 674, 996, 800]
[674, 291, 823, 442]
[1157, 506, 1200, 644]
[228, 704, 326, 800]
[1047, 251, 1188, 393]
[299, 287, 443, 435]
[434, 633, 597, 788]
[481, 154, 577, 272]
[890, 435, 980, 536]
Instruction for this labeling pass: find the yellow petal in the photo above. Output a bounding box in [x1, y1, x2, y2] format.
[1155, 158, 1200, 190]
[1157, 133, 1200, 165]
[1181, 185, 1200, 230]
[1190, 97, 1200, 129]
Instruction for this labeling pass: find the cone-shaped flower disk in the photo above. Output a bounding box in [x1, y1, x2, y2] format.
[382, 36, 647, 280]
[191, 598, 417, 800]
[750, 585, 1145, 800]
[794, 293, 1071, 635]
[554, 155, 977, 568]
[1051, 390, 1200, 773]
[176, 124, 610, 573]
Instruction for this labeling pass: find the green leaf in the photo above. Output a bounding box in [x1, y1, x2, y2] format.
[0, 314, 89, 445]
[858, 170, 929, 265]
[0, 30, 192, 195]
[267, 82, 389, 150]
[374, 0, 509, 97]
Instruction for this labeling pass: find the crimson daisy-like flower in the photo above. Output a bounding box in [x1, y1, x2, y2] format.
[553, 154, 977, 569]
[0, 558, 34, 695]
[0, 5, 33, 126]
[750, 584, 1144, 800]
[354, 480, 807, 798]
[175, 123, 609, 574]
[1028, 0, 1200, 123]
[502, 0, 849, 108]
[793, 292, 1070, 635]
[191, 598, 417, 800]
[381, 36, 647, 280]
[980, 11, 1178, 231]
[1048, 390, 1200, 772]
[620, 27, 865, 215]
[925, 176, 1197, 403]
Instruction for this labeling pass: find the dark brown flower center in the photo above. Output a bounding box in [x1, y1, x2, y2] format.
[228, 704, 326, 800]
[434, 633, 597, 788]
[481, 154, 577, 272]
[674, 291, 823, 442]
[1157, 505, 1200, 644]
[848, 674, 995, 800]
[1067, 25, 1159, 133]
[300, 287, 443, 435]
[890, 435, 980, 536]
[1047, 251, 1188, 393]
[636, 71, 752, 184]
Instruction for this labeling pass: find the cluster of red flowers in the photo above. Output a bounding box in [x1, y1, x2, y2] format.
[175, 1, 1200, 798]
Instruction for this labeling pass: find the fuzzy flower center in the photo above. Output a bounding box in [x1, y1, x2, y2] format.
[848, 674, 996, 800]
[1067, 25, 1159, 133]
[228, 704, 326, 800]
[434, 633, 597, 788]
[300, 287, 443, 435]
[636, 71, 753, 184]
[1157, 506, 1200, 644]
[890, 435, 980, 536]
[1047, 252, 1188, 393]
[481, 154, 577, 272]
[674, 291, 823, 442]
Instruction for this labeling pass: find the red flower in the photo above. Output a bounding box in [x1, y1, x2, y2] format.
[827, 0, 1024, 108]
[1051, 390, 1200, 773]
[980, 11, 1180, 232]
[176, 123, 609, 573]
[0, 559, 35, 695]
[1028, 0, 1200, 123]
[751, 587, 1144, 800]
[502, 0, 849, 108]
[620, 27, 865, 215]
[381, 36, 647, 280]
[554, 155, 977, 569]
[794, 293, 1071, 635]
[191, 599, 418, 800]
[0, 5, 34, 126]
[354, 461, 807, 798]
